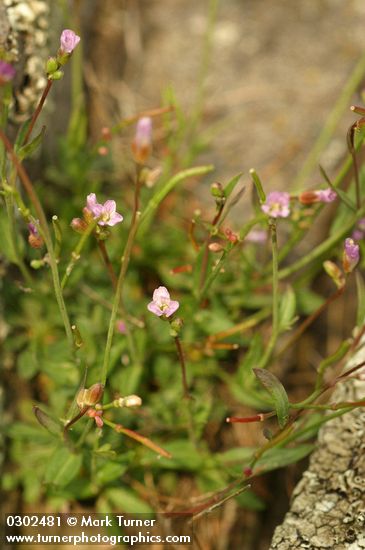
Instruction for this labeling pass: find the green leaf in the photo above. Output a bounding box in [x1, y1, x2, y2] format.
[95, 461, 128, 485]
[17, 126, 45, 161]
[152, 440, 204, 471]
[278, 286, 297, 333]
[253, 369, 290, 428]
[17, 349, 39, 379]
[14, 118, 32, 149]
[319, 165, 356, 211]
[256, 444, 314, 472]
[295, 287, 324, 315]
[139, 165, 214, 232]
[356, 271, 365, 327]
[33, 406, 62, 437]
[44, 447, 82, 487]
[106, 488, 153, 514]
[216, 447, 255, 465]
[223, 173, 243, 199]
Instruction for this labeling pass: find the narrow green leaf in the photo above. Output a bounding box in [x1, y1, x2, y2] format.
[253, 368, 290, 428]
[14, 118, 32, 149]
[356, 271, 365, 327]
[33, 406, 62, 437]
[17, 126, 45, 161]
[106, 488, 153, 514]
[278, 286, 297, 332]
[319, 165, 356, 211]
[139, 165, 214, 231]
[44, 447, 82, 486]
[223, 173, 242, 199]
[256, 444, 314, 472]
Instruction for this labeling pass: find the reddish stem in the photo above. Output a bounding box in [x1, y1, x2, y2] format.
[24, 79, 53, 144]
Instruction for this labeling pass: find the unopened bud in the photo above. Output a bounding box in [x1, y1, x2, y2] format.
[48, 70, 64, 81]
[343, 238, 360, 274]
[98, 146, 108, 156]
[28, 222, 44, 248]
[101, 127, 112, 140]
[77, 383, 104, 409]
[299, 191, 318, 205]
[210, 182, 224, 198]
[71, 217, 88, 233]
[208, 242, 224, 252]
[169, 317, 184, 337]
[123, 395, 142, 408]
[323, 260, 345, 288]
[131, 117, 152, 164]
[46, 57, 59, 75]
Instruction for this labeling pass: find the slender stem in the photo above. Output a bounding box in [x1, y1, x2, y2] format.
[278, 203, 365, 280]
[257, 219, 279, 369]
[293, 50, 365, 189]
[61, 221, 97, 289]
[97, 240, 117, 290]
[276, 285, 345, 359]
[0, 130, 74, 350]
[174, 336, 190, 400]
[103, 418, 172, 458]
[352, 149, 361, 209]
[101, 172, 142, 387]
[198, 202, 225, 294]
[24, 80, 53, 145]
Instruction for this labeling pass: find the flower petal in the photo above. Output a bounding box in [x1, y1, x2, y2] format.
[147, 302, 163, 316]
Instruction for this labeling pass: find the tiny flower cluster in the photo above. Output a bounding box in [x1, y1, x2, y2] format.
[71, 193, 123, 235]
[46, 30, 81, 80]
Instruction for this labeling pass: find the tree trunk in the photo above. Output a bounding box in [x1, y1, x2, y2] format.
[270, 346, 365, 549]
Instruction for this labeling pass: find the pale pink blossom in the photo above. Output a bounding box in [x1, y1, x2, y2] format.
[261, 192, 290, 218]
[60, 29, 81, 54]
[85, 193, 123, 227]
[147, 286, 179, 318]
[0, 60, 16, 84]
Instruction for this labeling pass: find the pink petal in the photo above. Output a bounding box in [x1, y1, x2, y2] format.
[147, 302, 163, 316]
[107, 212, 123, 226]
[153, 286, 170, 302]
[165, 300, 179, 317]
[103, 200, 116, 214]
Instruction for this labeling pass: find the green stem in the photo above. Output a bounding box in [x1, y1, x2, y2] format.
[278, 204, 365, 280]
[293, 51, 365, 189]
[101, 173, 142, 387]
[61, 221, 97, 289]
[0, 130, 74, 350]
[257, 219, 279, 369]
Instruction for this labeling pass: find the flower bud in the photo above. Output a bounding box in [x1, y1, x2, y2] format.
[123, 395, 142, 408]
[131, 117, 152, 164]
[343, 238, 360, 273]
[210, 182, 224, 198]
[208, 242, 224, 252]
[323, 261, 345, 288]
[59, 29, 81, 55]
[48, 70, 64, 81]
[71, 217, 88, 233]
[46, 57, 59, 75]
[169, 317, 184, 337]
[77, 383, 104, 409]
[28, 222, 44, 249]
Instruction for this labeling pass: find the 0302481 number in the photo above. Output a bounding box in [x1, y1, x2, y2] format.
[6, 515, 61, 527]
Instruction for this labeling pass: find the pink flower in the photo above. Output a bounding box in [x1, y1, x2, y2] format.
[132, 117, 152, 164]
[85, 193, 123, 227]
[299, 188, 337, 205]
[147, 286, 179, 318]
[261, 192, 290, 218]
[315, 189, 337, 203]
[60, 29, 81, 54]
[0, 60, 16, 84]
[116, 320, 127, 334]
[343, 238, 360, 273]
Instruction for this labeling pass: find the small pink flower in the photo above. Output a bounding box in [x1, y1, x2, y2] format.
[343, 238, 360, 273]
[147, 286, 179, 318]
[315, 189, 337, 203]
[261, 192, 290, 218]
[0, 60, 16, 84]
[60, 29, 81, 54]
[85, 193, 123, 227]
[299, 188, 337, 205]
